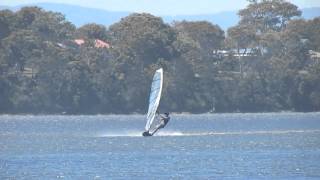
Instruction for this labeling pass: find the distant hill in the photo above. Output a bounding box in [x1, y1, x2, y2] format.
[162, 11, 239, 30]
[0, 3, 130, 27]
[301, 7, 320, 19]
[1, 3, 320, 30]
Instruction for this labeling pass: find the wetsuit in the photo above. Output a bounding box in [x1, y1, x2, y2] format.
[143, 114, 170, 136]
[149, 114, 170, 135]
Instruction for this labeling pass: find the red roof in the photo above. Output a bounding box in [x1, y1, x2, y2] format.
[73, 38, 110, 48]
[95, 39, 110, 48]
[74, 39, 85, 45]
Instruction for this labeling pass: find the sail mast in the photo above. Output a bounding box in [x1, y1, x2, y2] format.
[145, 68, 163, 131]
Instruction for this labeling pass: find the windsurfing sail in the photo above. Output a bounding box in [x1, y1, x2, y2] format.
[145, 68, 163, 132]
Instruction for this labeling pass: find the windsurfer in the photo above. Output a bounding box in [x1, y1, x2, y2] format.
[152, 112, 170, 134]
[143, 111, 170, 136]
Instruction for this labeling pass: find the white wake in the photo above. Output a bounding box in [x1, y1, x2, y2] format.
[95, 129, 320, 137]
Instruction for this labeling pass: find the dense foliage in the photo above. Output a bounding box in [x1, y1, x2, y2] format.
[0, 0, 319, 114]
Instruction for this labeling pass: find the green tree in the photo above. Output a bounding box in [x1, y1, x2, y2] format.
[239, 0, 301, 32]
[1, 30, 42, 74]
[109, 13, 176, 65]
[108, 13, 177, 112]
[76, 23, 108, 40]
[173, 21, 225, 112]
[0, 9, 15, 40]
[30, 11, 75, 41]
[15, 7, 43, 29]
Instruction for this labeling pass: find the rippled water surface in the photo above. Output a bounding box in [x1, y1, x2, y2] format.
[1, 113, 320, 179]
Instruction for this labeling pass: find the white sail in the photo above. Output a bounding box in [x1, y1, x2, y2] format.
[145, 68, 163, 131]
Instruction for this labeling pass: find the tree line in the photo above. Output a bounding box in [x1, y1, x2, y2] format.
[0, 0, 319, 114]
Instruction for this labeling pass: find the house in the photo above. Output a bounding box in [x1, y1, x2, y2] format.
[309, 50, 320, 60]
[74, 39, 85, 46]
[73, 38, 110, 49]
[214, 48, 258, 58]
[94, 39, 110, 48]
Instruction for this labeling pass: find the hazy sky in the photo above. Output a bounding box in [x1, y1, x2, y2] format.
[1, 0, 320, 15]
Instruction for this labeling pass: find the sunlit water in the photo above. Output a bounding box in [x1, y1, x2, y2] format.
[0, 113, 320, 179]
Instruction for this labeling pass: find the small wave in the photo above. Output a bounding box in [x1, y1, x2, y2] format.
[95, 129, 320, 137]
[161, 130, 320, 136]
[207, 129, 320, 136]
[97, 131, 142, 137]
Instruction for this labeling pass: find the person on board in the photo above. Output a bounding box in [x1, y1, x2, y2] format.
[142, 112, 170, 136]
[153, 112, 170, 133]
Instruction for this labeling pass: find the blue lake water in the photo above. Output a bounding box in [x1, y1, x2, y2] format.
[0, 113, 320, 179]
